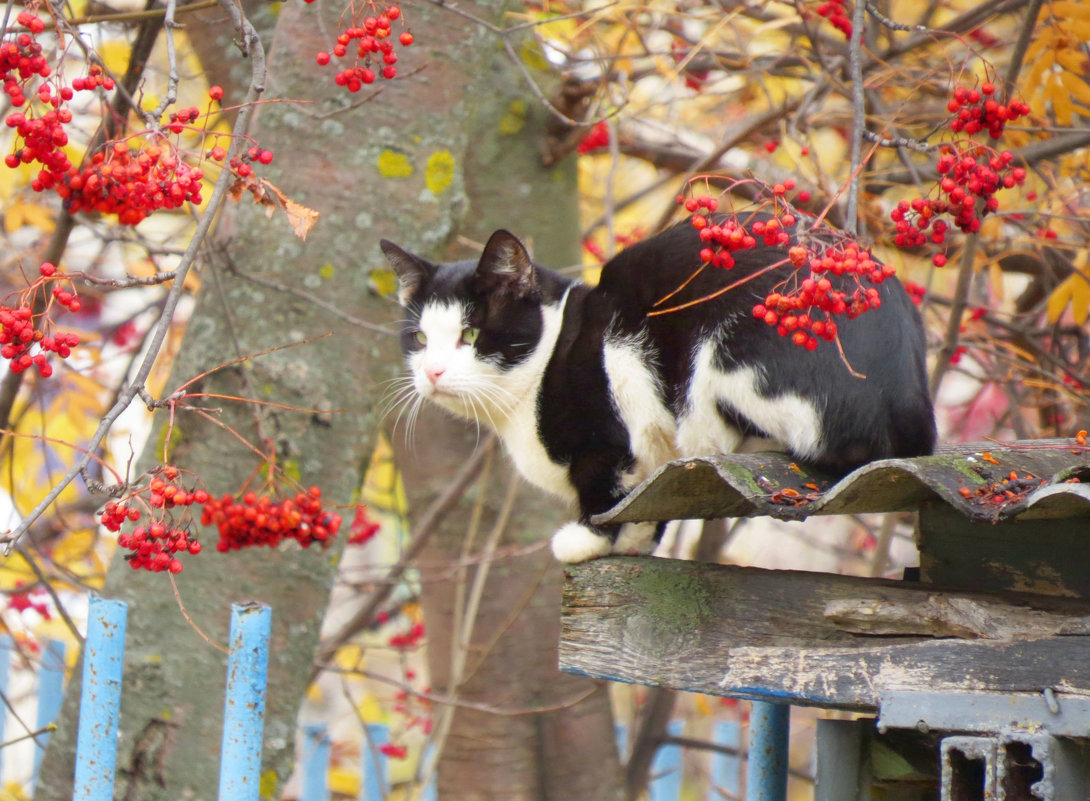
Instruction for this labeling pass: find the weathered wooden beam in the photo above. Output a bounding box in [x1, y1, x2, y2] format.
[560, 557, 1090, 710]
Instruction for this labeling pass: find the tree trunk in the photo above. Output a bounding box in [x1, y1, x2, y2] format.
[391, 17, 626, 800]
[35, 2, 585, 799]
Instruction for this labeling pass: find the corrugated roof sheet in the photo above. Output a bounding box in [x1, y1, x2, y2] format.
[593, 440, 1090, 526]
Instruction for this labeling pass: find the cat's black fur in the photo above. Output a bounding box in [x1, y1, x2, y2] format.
[382, 218, 936, 561]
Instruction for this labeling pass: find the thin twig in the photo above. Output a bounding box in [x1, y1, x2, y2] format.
[312, 436, 498, 673]
[333, 666, 600, 716]
[844, 0, 868, 234]
[144, 0, 180, 124]
[168, 573, 229, 654]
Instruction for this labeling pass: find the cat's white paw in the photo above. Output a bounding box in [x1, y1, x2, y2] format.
[612, 522, 657, 556]
[551, 523, 612, 563]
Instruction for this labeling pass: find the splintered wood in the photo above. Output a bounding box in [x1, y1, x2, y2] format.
[560, 556, 1090, 710]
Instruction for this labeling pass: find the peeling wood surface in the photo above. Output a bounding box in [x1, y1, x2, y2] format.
[591, 440, 1090, 526]
[560, 557, 1090, 710]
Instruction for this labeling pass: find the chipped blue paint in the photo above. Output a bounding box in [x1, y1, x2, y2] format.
[217, 602, 271, 801]
[74, 597, 127, 801]
[746, 702, 789, 801]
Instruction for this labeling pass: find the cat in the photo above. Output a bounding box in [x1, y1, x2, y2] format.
[380, 217, 936, 562]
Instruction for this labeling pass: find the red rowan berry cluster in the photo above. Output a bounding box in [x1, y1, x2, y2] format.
[387, 621, 425, 649]
[678, 182, 892, 350]
[200, 487, 343, 552]
[101, 466, 210, 574]
[891, 148, 1026, 254]
[5, 30, 265, 226]
[813, 0, 852, 38]
[312, 3, 413, 91]
[684, 194, 757, 270]
[752, 240, 892, 350]
[347, 505, 381, 544]
[56, 142, 205, 225]
[0, 263, 81, 377]
[4, 12, 111, 190]
[7, 584, 52, 620]
[2, 13, 51, 108]
[890, 83, 1030, 264]
[577, 121, 610, 154]
[946, 82, 1030, 139]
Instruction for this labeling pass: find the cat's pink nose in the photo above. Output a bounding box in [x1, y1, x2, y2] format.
[425, 366, 445, 386]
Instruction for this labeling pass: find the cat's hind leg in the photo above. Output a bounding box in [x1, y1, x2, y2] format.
[611, 521, 664, 556]
[550, 520, 664, 562]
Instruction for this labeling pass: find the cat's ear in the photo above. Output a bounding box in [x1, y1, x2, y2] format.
[476, 230, 535, 297]
[380, 240, 434, 306]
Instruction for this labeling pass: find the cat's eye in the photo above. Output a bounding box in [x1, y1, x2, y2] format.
[415, 330, 427, 346]
[461, 327, 480, 346]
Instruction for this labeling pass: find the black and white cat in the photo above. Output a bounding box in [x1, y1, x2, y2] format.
[381, 219, 936, 562]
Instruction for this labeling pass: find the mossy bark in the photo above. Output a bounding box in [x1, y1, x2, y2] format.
[35, 2, 565, 799]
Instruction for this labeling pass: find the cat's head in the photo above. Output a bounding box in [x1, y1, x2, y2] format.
[380, 230, 567, 423]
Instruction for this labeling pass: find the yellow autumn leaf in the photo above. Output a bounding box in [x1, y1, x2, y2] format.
[97, 39, 132, 77]
[0, 552, 37, 588]
[1046, 1, 1090, 18]
[1046, 269, 1090, 324]
[356, 692, 387, 724]
[4, 199, 55, 233]
[49, 527, 98, 567]
[1060, 72, 1090, 107]
[1056, 48, 1090, 76]
[328, 768, 360, 798]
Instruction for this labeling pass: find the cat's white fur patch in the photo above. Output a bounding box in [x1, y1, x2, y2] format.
[677, 341, 821, 459]
[603, 334, 679, 490]
[412, 303, 493, 409]
[551, 523, 612, 563]
[413, 295, 578, 504]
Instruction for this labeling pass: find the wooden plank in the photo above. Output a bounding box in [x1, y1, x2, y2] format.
[560, 557, 1090, 710]
[919, 502, 1090, 597]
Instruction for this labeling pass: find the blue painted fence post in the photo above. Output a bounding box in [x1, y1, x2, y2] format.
[712, 720, 742, 800]
[31, 638, 66, 792]
[73, 597, 128, 801]
[217, 602, 271, 801]
[360, 722, 389, 801]
[301, 723, 330, 801]
[0, 635, 10, 787]
[649, 720, 684, 801]
[746, 702, 789, 801]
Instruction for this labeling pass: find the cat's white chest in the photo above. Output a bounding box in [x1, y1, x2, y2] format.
[498, 410, 578, 505]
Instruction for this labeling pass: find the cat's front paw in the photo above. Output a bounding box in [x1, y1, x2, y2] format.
[551, 523, 612, 563]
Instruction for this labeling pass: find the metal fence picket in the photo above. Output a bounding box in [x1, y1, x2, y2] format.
[0, 634, 10, 787]
[73, 596, 127, 801]
[301, 723, 331, 801]
[361, 722, 389, 801]
[649, 720, 684, 801]
[746, 702, 789, 801]
[17, 608, 785, 801]
[712, 720, 742, 800]
[31, 638, 65, 793]
[217, 602, 272, 801]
